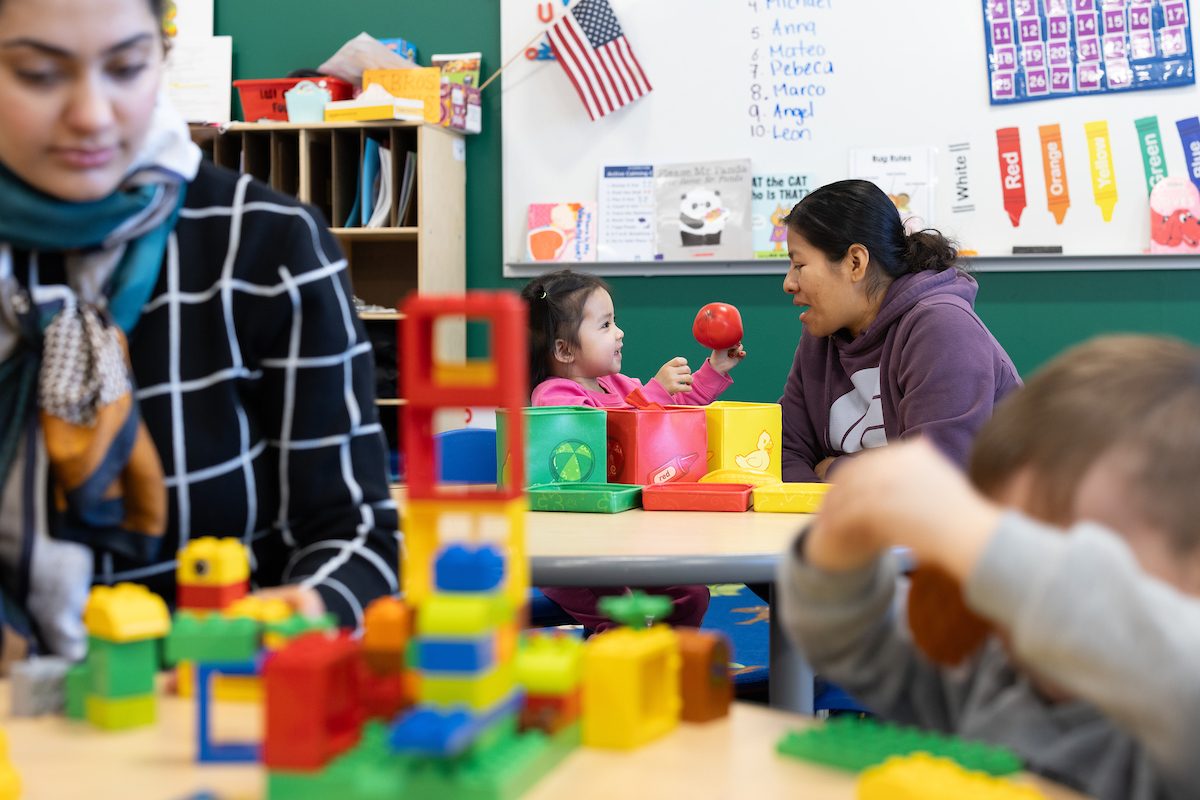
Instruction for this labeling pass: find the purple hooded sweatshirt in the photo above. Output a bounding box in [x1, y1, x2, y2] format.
[781, 268, 1021, 482]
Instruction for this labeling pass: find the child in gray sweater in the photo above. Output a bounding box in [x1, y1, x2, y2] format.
[778, 335, 1200, 800]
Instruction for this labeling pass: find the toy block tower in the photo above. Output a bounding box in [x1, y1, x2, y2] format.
[80, 583, 171, 730]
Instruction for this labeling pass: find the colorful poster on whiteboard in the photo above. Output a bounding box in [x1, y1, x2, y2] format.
[983, 0, 1195, 105]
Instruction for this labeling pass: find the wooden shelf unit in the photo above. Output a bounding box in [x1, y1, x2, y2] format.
[191, 121, 465, 474]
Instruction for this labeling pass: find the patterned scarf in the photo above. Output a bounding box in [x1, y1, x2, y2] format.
[0, 96, 201, 562]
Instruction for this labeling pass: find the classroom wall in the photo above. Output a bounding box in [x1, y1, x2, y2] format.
[216, 0, 1200, 402]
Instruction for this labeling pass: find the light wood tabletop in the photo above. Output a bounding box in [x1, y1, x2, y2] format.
[2, 692, 1088, 800]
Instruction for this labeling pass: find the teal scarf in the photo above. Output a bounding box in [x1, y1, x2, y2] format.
[0, 161, 187, 552]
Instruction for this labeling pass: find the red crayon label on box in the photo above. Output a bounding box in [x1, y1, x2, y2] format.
[996, 127, 1027, 227]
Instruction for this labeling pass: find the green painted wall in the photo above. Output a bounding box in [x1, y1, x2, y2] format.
[216, 1, 1200, 401]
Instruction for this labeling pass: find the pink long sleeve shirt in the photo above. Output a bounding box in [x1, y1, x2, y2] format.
[531, 360, 732, 408]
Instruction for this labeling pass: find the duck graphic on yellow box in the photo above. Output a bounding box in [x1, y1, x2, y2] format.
[703, 402, 783, 481]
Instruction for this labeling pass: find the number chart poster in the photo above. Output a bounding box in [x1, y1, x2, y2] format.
[984, 0, 1195, 104]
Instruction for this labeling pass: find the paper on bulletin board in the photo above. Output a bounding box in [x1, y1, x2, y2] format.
[163, 35, 232, 123]
[172, 0, 214, 39]
[654, 159, 753, 261]
[598, 165, 656, 262]
[849, 147, 937, 229]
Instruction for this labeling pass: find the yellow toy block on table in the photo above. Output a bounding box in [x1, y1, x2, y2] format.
[417, 593, 513, 638]
[516, 635, 583, 695]
[363, 67, 442, 123]
[0, 729, 19, 800]
[859, 753, 1048, 800]
[175, 660, 262, 703]
[581, 626, 680, 750]
[85, 693, 156, 731]
[753, 482, 831, 513]
[704, 401, 783, 480]
[83, 584, 170, 643]
[418, 664, 516, 711]
[178, 537, 250, 586]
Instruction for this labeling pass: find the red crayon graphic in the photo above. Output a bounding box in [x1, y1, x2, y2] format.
[996, 127, 1027, 227]
[648, 453, 699, 485]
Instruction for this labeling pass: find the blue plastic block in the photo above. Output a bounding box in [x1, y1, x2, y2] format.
[418, 637, 496, 672]
[196, 661, 261, 763]
[388, 693, 521, 757]
[436, 428, 498, 483]
[435, 544, 504, 592]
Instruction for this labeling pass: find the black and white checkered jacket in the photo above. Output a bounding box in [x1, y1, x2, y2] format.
[115, 159, 400, 627]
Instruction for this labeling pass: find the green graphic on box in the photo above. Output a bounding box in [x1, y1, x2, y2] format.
[496, 406, 608, 487]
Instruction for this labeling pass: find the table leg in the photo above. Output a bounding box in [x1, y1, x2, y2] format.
[768, 583, 814, 714]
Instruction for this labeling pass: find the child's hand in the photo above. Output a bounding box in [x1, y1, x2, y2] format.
[655, 356, 694, 393]
[709, 344, 747, 375]
[804, 439, 1001, 578]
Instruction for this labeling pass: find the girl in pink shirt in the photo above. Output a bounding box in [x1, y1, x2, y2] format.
[520, 269, 745, 632]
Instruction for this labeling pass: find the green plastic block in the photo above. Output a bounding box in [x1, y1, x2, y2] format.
[165, 611, 260, 665]
[399, 721, 581, 800]
[417, 594, 511, 637]
[85, 693, 155, 730]
[515, 635, 583, 695]
[265, 612, 337, 642]
[775, 717, 1023, 776]
[268, 723, 408, 800]
[65, 663, 88, 720]
[527, 483, 642, 513]
[86, 637, 156, 698]
[496, 406, 607, 487]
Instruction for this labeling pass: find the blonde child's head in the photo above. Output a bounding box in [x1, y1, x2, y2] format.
[520, 269, 621, 389]
[969, 334, 1200, 593]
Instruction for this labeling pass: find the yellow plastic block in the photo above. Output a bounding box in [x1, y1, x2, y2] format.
[753, 482, 831, 513]
[176, 661, 262, 702]
[433, 361, 498, 388]
[417, 593, 512, 638]
[418, 664, 516, 710]
[0, 729, 18, 800]
[581, 626, 680, 750]
[85, 693, 156, 730]
[83, 584, 171, 643]
[516, 634, 583, 695]
[177, 537, 250, 586]
[704, 401, 783, 480]
[858, 754, 1048, 800]
[403, 498, 529, 608]
[224, 595, 293, 624]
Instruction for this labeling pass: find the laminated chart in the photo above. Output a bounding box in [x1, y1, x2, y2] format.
[983, 0, 1195, 105]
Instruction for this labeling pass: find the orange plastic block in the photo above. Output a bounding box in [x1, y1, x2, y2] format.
[520, 689, 581, 734]
[262, 632, 364, 771]
[676, 629, 732, 723]
[362, 596, 411, 675]
[907, 566, 991, 666]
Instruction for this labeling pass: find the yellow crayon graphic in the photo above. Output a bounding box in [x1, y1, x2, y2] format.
[1084, 120, 1118, 222]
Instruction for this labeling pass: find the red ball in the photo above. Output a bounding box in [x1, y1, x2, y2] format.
[692, 303, 743, 350]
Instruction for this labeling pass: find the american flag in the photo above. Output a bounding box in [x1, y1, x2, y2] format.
[547, 0, 652, 121]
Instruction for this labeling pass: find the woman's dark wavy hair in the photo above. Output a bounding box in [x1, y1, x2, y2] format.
[520, 269, 610, 389]
[784, 179, 960, 298]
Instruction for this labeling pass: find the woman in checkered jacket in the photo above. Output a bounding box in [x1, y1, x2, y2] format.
[0, 0, 398, 665]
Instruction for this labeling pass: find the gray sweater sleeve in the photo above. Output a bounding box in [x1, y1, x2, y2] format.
[965, 513, 1200, 791]
[775, 534, 982, 732]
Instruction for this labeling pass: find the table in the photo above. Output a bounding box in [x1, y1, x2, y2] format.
[523, 508, 813, 712]
[2, 694, 1088, 800]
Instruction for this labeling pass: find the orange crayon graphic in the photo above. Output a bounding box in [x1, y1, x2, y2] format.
[1038, 124, 1070, 225]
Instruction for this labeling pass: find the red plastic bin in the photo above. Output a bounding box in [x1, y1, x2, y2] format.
[641, 483, 754, 512]
[233, 77, 354, 122]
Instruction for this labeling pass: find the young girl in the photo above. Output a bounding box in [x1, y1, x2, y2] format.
[523, 269, 744, 408]
[520, 268, 744, 632]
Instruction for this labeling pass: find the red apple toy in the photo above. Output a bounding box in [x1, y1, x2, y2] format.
[692, 303, 744, 350]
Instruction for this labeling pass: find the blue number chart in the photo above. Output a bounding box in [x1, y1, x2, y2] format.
[984, 0, 1195, 105]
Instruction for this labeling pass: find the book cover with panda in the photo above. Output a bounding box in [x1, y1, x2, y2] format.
[654, 159, 753, 261]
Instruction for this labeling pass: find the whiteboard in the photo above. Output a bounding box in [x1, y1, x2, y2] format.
[500, 0, 1200, 270]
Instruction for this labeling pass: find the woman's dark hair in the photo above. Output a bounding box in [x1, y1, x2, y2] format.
[520, 269, 610, 389]
[783, 179, 959, 298]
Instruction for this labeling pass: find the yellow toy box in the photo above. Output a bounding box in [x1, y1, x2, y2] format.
[703, 401, 782, 482]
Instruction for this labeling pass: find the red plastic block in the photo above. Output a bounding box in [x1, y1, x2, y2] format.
[520, 689, 581, 734]
[400, 292, 528, 501]
[262, 632, 364, 771]
[177, 581, 249, 611]
[357, 660, 408, 721]
[642, 483, 754, 512]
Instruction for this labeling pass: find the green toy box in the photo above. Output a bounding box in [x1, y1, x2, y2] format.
[496, 406, 608, 487]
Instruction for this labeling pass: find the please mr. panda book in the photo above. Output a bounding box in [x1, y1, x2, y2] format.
[654, 159, 753, 261]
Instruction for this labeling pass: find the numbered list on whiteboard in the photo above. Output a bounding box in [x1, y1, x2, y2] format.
[747, 0, 835, 143]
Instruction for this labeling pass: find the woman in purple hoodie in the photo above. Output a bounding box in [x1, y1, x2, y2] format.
[780, 180, 1021, 482]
